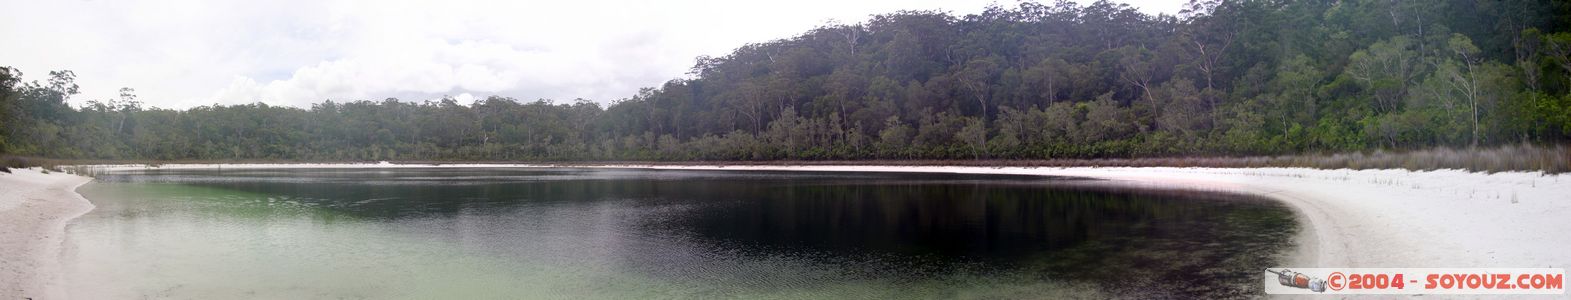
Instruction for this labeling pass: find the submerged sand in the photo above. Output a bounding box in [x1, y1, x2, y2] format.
[0, 168, 94, 299]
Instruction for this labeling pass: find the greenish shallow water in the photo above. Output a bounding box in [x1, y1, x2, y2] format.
[64, 168, 1296, 299]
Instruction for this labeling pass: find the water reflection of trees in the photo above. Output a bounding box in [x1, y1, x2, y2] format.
[672, 182, 1283, 259]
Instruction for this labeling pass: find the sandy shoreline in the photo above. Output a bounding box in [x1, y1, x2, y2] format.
[0, 169, 94, 299]
[13, 163, 1569, 298]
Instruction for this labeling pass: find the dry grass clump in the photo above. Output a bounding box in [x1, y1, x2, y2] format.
[1265, 144, 1569, 173]
[1, 156, 31, 173]
[0, 155, 73, 174]
[1099, 144, 1568, 173]
[998, 144, 1568, 173]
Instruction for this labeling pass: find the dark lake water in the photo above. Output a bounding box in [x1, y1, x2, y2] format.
[66, 168, 1296, 299]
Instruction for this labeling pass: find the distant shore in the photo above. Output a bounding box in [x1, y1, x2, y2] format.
[0, 169, 94, 299]
[25, 144, 1570, 175]
[12, 163, 1570, 298]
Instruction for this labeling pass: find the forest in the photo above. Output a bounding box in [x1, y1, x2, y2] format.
[2, 0, 1571, 162]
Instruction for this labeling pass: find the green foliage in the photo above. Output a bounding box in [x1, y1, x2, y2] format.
[0, 66, 18, 154]
[1, 0, 1569, 162]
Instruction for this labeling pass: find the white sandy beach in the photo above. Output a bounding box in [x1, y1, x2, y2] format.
[8, 163, 1569, 298]
[0, 168, 94, 299]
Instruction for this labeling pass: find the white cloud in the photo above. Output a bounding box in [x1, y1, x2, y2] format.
[1, 0, 1178, 109]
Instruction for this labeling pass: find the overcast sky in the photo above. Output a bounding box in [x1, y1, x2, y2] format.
[1, 0, 1181, 109]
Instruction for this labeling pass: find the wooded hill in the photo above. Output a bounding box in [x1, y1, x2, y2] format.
[3, 0, 1571, 161]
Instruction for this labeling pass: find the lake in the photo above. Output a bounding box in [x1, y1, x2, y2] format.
[63, 167, 1296, 299]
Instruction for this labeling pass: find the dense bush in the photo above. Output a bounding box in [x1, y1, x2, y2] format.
[1, 1, 1569, 164]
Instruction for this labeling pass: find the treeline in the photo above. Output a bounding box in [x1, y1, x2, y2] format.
[3, 0, 1571, 162]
